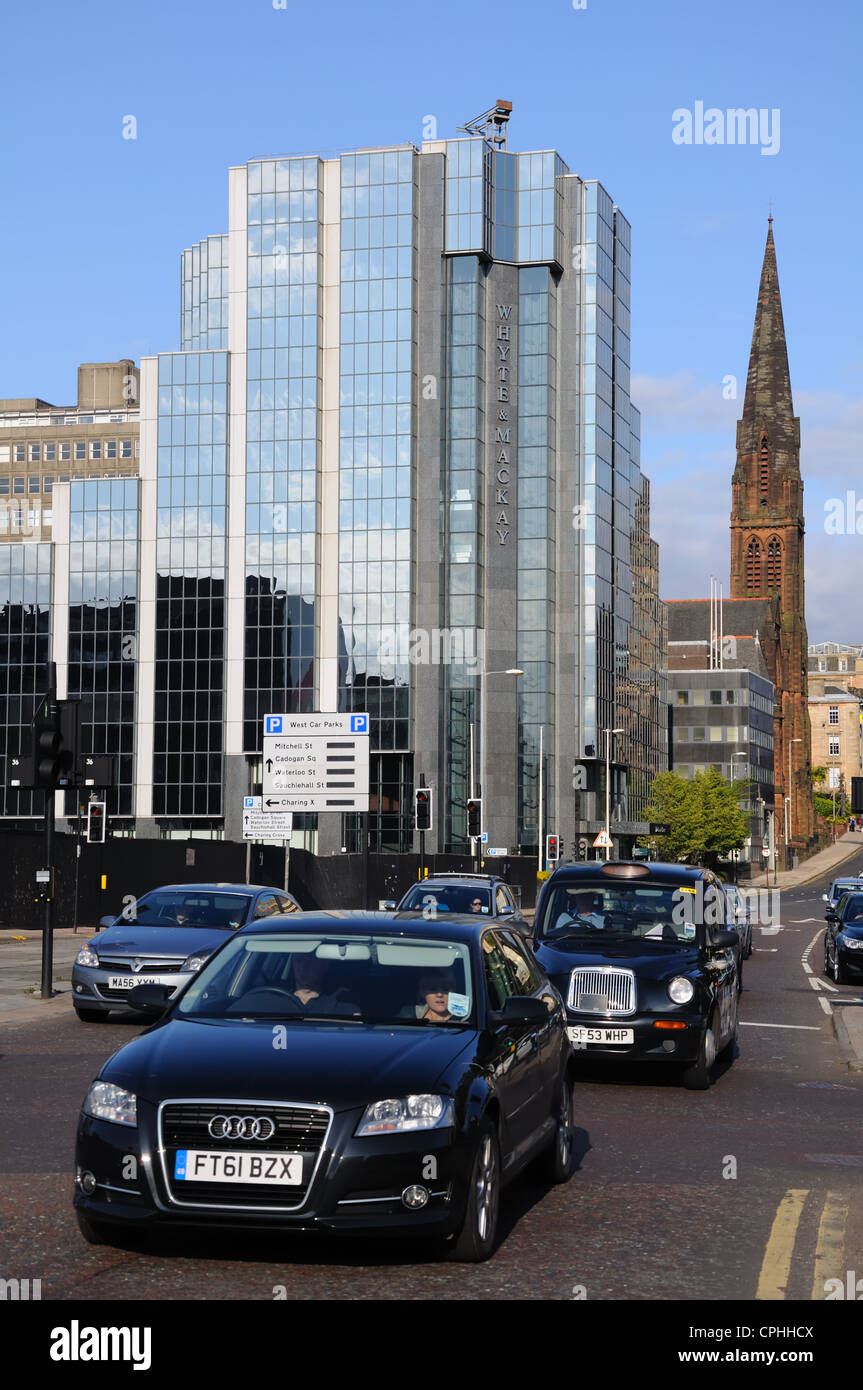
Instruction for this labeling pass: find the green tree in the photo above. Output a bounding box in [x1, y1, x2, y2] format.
[642, 768, 748, 870]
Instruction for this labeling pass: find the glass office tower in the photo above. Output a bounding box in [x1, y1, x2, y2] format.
[15, 121, 665, 855]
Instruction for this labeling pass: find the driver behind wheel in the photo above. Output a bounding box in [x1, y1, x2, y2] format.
[555, 889, 605, 932]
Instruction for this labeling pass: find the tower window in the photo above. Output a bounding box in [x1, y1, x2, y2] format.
[745, 537, 762, 590]
[759, 436, 769, 493]
[766, 537, 782, 588]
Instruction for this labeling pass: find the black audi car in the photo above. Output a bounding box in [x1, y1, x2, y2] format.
[74, 912, 575, 1261]
[532, 861, 740, 1089]
[824, 892, 863, 984]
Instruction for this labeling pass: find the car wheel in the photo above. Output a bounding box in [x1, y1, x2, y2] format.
[736, 958, 743, 994]
[74, 1007, 109, 1023]
[682, 1016, 717, 1090]
[745, 930, 753, 959]
[448, 1119, 501, 1262]
[538, 1076, 576, 1185]
[832, 951, 848, 985]
[76, 1210, 112, 1245]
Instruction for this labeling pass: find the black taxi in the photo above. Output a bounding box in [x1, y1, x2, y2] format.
[532, 861, 740, 1089]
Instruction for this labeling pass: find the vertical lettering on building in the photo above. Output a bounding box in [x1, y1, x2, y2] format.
[493, 304, 515, 546]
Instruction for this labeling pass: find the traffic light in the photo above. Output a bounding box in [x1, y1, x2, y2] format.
[87, 801, 106, 844]
[32, 696, 76, 790]
[578, 837, 588, 861]
[414, 786, 432, 832]
[467, 798, 482, 839]
[546, 833, 560, 862]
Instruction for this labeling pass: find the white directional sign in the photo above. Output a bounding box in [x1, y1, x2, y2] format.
[485, 847, 508, 857]
[262, 713, 370, 812]
[242, 796, 294, 841]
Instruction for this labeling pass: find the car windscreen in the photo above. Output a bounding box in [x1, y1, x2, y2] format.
[537, 882, 712, 945]
[832, 882, 860, 901]
[119, 892, 248, 929]
[839, 894, 863, 925]
[399, 885, 492, 915]
[177, 934, 475, 1024]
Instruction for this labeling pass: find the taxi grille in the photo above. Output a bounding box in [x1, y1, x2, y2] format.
[568, 967, 635, 1016]
[159, 1101, 331, 1210]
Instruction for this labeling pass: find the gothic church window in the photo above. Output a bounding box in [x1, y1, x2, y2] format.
[746, 537, 761, 590]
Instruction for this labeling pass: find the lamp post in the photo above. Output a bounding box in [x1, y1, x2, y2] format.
[785, 736, 802, 870]
[603, 727, 623, 862]
[477, 667, 523, 853]
[731, 752, 747, 871]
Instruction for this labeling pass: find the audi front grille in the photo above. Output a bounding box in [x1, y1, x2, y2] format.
[158, 1099, 332, 1212]
[568, 967, 636, 1016]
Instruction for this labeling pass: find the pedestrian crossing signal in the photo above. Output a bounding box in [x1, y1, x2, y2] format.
[87, 801, 106, 844]
[414, 787, 432, 832]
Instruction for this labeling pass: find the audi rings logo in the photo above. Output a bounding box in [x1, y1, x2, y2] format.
[207, 1114, 276, 1141]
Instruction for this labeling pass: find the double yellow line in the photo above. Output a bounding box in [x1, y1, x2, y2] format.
[756, 1189, 849, 1300]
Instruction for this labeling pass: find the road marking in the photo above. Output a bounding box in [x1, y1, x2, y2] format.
[802, 962, 813, 974]
[811, 1192, 848, 1301]
[756, 1190, 809, 1300]
[807, 977, 823, 992]
[755, 948, 779, 952]
[821, 979, 839, 993]
[819, 997, 832, 1016]
[739, 1022, 822, 1030]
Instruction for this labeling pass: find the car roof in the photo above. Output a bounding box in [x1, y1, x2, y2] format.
[542, 860, 715, 886]
[141, 883, 281, 894]
[414, 874, 503, 885]
[235, 910, 496, 944]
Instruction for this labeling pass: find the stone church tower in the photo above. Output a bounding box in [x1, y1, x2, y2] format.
[730, 220, 814, 855]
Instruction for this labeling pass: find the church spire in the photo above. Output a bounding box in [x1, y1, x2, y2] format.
[740, 219, 796, 451]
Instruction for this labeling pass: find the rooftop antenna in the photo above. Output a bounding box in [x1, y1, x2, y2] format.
[458, 99, 513, 149]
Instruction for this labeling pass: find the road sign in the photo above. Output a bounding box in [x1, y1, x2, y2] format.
[480, 832, 488, 844]
[485, 847, 508, 857]
[241, 796, 293, 841]
[649, 822, 671, 836]
[262, 713, 370, 812]
[593, 830, 613, 849]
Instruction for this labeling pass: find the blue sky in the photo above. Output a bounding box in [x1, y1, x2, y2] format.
[1, 0, 859, 640]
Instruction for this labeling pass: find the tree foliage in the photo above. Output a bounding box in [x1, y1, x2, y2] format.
[642, 768, 749, 870]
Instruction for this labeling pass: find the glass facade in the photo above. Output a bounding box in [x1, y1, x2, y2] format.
[181, 236, 229, 351]
[517, 265, 557, 847]
[444, 255, 485, 848]
[154, 351, 228, 818]
[244, 157, 320, 750]
[66, 479, 138, 817]
[0, 542, 51, 818]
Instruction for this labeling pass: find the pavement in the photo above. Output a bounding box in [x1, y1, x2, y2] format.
[746, 826, 863, 888]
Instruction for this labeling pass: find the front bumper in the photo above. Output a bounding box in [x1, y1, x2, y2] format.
[565, 1009, 705, 1062]
[71, 966, 193, 1013]
[74, 1101, 472, 1238]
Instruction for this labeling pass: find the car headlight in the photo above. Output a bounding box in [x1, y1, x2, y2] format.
[839, 934, 863, 950]
[668, 976, 695, 1004]
[75, 947, 99, 968]
[83, 1081, 137, 1128]
[182, 953, 210, 972]
[355, 1095, 454, 1136]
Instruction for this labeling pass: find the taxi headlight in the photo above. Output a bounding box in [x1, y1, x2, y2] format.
[668, 976, 695, 1005]
[75, 947, 99, 968]
[83, 1081, 137, 1127]
[356, 1095, 454, 1136]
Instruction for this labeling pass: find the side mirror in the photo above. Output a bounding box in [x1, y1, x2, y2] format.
[711, 929, 739, 951]
[127, 984, 174, 1018]
[822, 894, 829, 903]
[489, 996, 548, 1026]
[98, 916, 116, 930]
[825, 909, 838, 922]
[498, 904, 514, 916]
[381, 900, 396, 911]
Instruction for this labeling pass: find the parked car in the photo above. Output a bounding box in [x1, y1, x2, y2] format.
[389, 874, 529, 936]
[822, 877, 863, 918]
[74, 911, 575, 1261]
[531, 860, 740, 1090]
[824, 891, 863, 984]
[71, 883, 301, 1022]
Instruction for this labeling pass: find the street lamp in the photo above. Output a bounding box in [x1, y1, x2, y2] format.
[603, 727, 623, 862]
[476, 667, 523, 854]
[785, 736, 803, 869]
[731, 752, 747, 869]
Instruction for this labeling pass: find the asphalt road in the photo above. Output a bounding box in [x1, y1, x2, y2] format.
[1, 856, 862, 1304]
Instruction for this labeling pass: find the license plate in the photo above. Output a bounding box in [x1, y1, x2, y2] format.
[108, 975, 175, 990]
[174, 1150, 303, 1185]
[568, 1025, 634, 1045]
